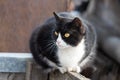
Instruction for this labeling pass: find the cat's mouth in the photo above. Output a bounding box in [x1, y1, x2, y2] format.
[56, 44, 70, 49]
[56, 44, 66, 49]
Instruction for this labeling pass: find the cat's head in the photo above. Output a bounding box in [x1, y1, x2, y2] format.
[53, 12, 86, 49]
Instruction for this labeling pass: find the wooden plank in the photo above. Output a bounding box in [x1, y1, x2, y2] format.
[0, 65, 90, 80]
[0, 53, 90, 80]
[0, 73, 9, 80]
[8, 73, 25, 80]
[0, 0, 69, 52]
[26, 61, 90, 80]
[30, 62, 48, 80]
[0, 73, 25, 80]
[69, 72, 90, 80]
[49, 70, 90, 80]
[25, 61, 32, 80]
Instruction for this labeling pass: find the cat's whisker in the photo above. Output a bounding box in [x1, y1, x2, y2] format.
[44, 42, 53, 48]
[44, 46, 53, 51]
[44, 42, 55, 51]
[49, 44, 56, 54]
[43, 40, 56, 49]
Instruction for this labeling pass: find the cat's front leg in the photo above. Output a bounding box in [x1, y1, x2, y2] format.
[57, 67, 67, 74]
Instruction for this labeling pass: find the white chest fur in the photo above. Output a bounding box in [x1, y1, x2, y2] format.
[57, 38, 85, 68]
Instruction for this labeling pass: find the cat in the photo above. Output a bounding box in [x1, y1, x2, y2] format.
[29, 12, 97, 74]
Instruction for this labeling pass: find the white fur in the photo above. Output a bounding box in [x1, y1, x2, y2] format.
[56, 34, 71, 49]
[56, 34, 85, 73]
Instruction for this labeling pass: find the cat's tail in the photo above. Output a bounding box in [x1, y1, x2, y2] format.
[73, 0, 90, 13]
[70, 0, 96, 16]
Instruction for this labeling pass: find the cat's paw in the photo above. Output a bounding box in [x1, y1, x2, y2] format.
[67, 67, 73, 72]
[74, 66, 81, 73]
[58, 67, 67, 74]
[67, 66, 81, 73]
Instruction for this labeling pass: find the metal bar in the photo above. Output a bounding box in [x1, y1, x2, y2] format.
[0, 53, 33, 72]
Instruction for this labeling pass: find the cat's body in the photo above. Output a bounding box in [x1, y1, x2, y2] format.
[30, 12, 96, 73]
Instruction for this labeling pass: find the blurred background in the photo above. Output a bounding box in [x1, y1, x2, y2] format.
[0, 0, 120, 53]
[0, 0, 72, 52]
[0, 0, 120, 79]
[0, 0, 120, 54]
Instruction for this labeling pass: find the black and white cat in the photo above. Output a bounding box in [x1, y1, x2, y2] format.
[30, 12, 96, 74]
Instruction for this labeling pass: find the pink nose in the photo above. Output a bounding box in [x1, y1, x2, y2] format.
[57, 41, 61, 44]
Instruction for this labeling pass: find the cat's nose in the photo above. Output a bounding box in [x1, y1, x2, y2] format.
[57, 41, 61, 44]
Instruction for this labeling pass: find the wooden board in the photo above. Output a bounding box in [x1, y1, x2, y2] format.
[0, 61, 90, 80]
[0, 0, 70, 52]
[0, 73, 25, 80]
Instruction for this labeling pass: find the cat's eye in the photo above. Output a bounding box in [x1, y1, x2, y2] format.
[54, 31, 58, 36]
[64, 33, 70, 38]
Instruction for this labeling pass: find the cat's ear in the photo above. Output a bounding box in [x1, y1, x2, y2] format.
[53, 12, 61, 22]
[72, 17, 86, 35]
[72, 17, 82, 27]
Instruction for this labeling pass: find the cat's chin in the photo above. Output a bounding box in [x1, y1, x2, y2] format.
[57, 45, 71, 49]
[57, 46, 67, 49]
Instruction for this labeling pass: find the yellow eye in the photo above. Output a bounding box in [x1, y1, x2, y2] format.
[64, 33, 70, 38]
[55, 31, 58, 36]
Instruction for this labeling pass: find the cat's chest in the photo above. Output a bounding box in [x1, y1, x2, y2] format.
[57, 41, 85, 67]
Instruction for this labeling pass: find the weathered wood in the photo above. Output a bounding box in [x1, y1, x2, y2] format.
[25, 61, 90, 80]
[69, 72, 90, 80]
[25, 61, 32, 80]
[0, 59, 90, 80]
[8, 73, 25, 80]
[49, 70, 90, 80]
[0, 73, 9, 80]
[30, 62, 48, 80]
[0, 66, 90, 80]
[0, 73, 25, 80]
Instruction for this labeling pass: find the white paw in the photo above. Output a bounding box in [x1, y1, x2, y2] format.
[67, 67, 73, 72]
[74, 66, 81, 73]
[58, 67, 67, 74]
[67, 66, 81, 73]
